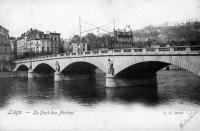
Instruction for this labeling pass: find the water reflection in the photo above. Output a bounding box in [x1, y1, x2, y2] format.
[27, 78, 54, 104]
[157, 70, 200, 105]
[55, 80, 106, 106]
[105, 87, 158, 105]
[24, 76, 160, 106]
[0, 78, 11, 107]
[0, 70, 200, 109]
[52, 77, 159, 106]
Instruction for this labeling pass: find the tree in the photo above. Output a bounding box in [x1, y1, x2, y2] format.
[70, 35, 81, 43]
[84, 33, 96, 43]
[83, 33, 97, 50]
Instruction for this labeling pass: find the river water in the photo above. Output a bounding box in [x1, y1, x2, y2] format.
[0, 70, 200, 131]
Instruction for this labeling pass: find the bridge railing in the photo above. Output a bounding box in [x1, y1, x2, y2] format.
[14, 46, 200, 63]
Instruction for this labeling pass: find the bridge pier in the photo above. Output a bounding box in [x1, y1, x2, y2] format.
[54, 71, 63, 82]
[28, 70, 34, 79]
[105, 74, 117, 88]
[62, 74, 95, 81]
[28, 70, 45, 78]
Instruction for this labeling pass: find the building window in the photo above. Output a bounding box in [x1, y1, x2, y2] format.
[83, 44, 85, 51]
[36, 46, 39, 52]
[4, 47, 7, 53]
[42, 47, 44, 52]
[47, 47, 49, 52]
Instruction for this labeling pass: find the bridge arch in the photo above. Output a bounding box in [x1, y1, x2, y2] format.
[116, 61, 169, 78]
[61, 61, 105, 75]
[33, 63, 55, 74]
[60, 59, 107, 74]
[14, 64, 29, 71]
[114, 56, 200, 77]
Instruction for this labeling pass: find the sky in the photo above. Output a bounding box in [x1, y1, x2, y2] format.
[0, 0, 200, 38]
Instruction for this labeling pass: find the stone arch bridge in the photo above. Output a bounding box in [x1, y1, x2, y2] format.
[14, 46, 200, 87]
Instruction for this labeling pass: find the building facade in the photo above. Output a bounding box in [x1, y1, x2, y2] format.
[48, 33, 61, 54]
[9, 37, 17, 60]
[114, 29, 133, 49]
[0, 25, 11, 71]
[26, 30, 51, 54]
[0, 25, 9, 44]
[17, 29, 53, 58]
[62, 39, 73, 53]
[71, 43, 89, 53]
[16, 34, 27, 57]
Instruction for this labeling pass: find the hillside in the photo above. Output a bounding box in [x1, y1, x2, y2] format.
[132, 20, 200, 46]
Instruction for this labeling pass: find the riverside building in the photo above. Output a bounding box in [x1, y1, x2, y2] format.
[16, 29, 62, 58]
[0, 25, 11, 71]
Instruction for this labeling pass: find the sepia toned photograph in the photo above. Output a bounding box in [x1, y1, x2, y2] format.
[0, 0, 200, 130]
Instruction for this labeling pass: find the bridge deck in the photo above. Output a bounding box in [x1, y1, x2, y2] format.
[15, 46, 200, 63]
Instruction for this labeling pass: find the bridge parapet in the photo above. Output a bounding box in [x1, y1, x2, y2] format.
[14, 46, 200, 64]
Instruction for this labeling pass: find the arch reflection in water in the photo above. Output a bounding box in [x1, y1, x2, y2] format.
[54, 81, 64, 99]
[105, 74, 159, 105]
[53, 76, 159, 106]
[27, 78, 54, 104]
[105, 86, 158, 105]
[54, 80, 106, 106]
[23, 70, 200, 107]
